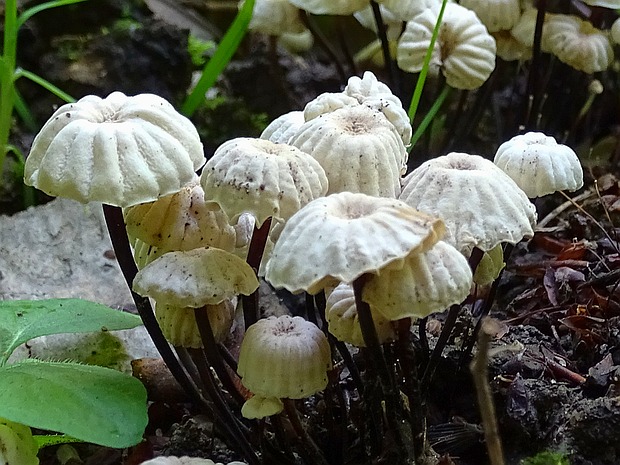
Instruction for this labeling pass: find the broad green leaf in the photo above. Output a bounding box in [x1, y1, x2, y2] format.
[0, 299, 142, 364]
[0, 360, 147, 448]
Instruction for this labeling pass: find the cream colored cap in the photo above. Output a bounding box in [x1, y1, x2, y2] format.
[200, 137, 328, 227]
[265, 192, 445, 294]
[133, 247, 259, 307]
[363, 241, 473, 320]
[290, 105, 407, 197]
[124, 179, 236, 253]
[237, 315, 331, 398]
[25, 92, 205, 207]
[494, 132, 584, 197]
[397, 3, 496, 90]
[400, 152, 536, 255]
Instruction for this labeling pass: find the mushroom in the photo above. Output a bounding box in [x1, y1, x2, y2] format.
[397, 3, 497, 90]
[493, 132, 584, 198]
[543, 14, 613, 74]
[287, 0, 368, 15]
[399, 152, 537, 256]
[0, 418, 38, 465]
[325, 282, 396, 347]
[460, 0, 521, 33]
[264, 191, 445, 295]
[244, 0, 306, 36]
[237, 315, 331, 418]
[123, 178, 237, 267]
[289, 105, 407, 197]
[363, 240, 473, 320]
[260, 110, 305, 144]
[24, 92, 205, 207]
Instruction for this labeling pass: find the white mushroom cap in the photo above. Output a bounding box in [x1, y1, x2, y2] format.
[123, 179, 236, 253]
[237, 315, 331, 399]
[493, 132, 584, 197]
[264, 192, 445, 294]
[155, 300, 235, 348]
[397, 3, 497, 90]
[377, 0, 440, 21]
[354, 5, 403, 40]
[260, 111, 305, 144]
[460, 0, 521, 33]
[287, 0, 368, 15]
[289, 105, 408, 197]
[244, 0, 305, 36]
[363, 241, 473, 320]
[510, 8, 546, 49]
[133, 247, 259, 308]
[200, 137, 329, 227]
[25, 92, 205, 207]
[325, 282, 395, 347]
[399, 152, 536, 256]
[544, 14, 613, 73]
[304, 73, 412, 147]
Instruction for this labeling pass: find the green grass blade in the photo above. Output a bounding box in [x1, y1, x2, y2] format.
[407, 0, 448, 122]
[15, 68, 75, 103]
[17, 0, 89, 30]
[409, 84, 451, 148]
[181, 0, 255, 116]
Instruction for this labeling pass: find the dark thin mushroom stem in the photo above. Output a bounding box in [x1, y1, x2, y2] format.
[353, 274, 413, 460]
[189, 348, 260, 465]
[101, 204, 206, 408]
[242, 216, 272, 328]
[283, 398, 330, 465]
[299, 10, 348, 82]
[523, 0, 547, 131]
[370, 0, 396, 88]
[194, 306, 245, 406]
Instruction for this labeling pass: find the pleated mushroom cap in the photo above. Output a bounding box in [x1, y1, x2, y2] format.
[326, 282, 395, 347]
[260, 110, 305, 144]
[245, 0, 306, 35]
[399, 152, 536, 256]
[460, 0, 521, 33]
[264, 192, 445, 294]
[133, 247, 259, 308]
[397, 3, 496, 90]
[363, 241, 473, 320]
[155, 300, 235, 348]
[290, 105, 407, 197]
[544, 14, 613, 73]
[200, 137, 328, 227]
[24, 92, 205, 207]
[493, 132, 584, 197]
[124, 179, 236, 253]
[237, 315, 331, 399]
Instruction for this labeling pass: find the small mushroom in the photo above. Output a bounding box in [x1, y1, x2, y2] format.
[264, 192, 444, 294]
[24, 92, 205, 208]
[493, 132, 584, 198]
[460, 0, 521, 33]
[397, 3, 497, 90]
[237, 315, 332, 418]
[399, 152, 536, 256]
[363, 240, 473, 320]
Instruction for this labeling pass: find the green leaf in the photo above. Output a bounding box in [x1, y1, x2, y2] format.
[0, 299, 142, 364]
[0, 360, 147, 448]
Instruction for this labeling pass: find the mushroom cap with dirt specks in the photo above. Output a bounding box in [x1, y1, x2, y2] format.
[290, 105, 408, 197]
[132, 247, 258, 308]
[200, 137, 328, 227]
[237, 315, 331, 399]
[397, 2, 496, 90]
[264, 192, 445, 294]
[493, 132, 584, 198]
[24, 92, 205, 208]
[399, 152, 536, 256]
[363, 240, 473, 320]
[123, 178, 236, 253]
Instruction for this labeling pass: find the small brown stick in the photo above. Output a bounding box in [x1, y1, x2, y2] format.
[537, 189, 595, 228]
[470, 317, 505, 465]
